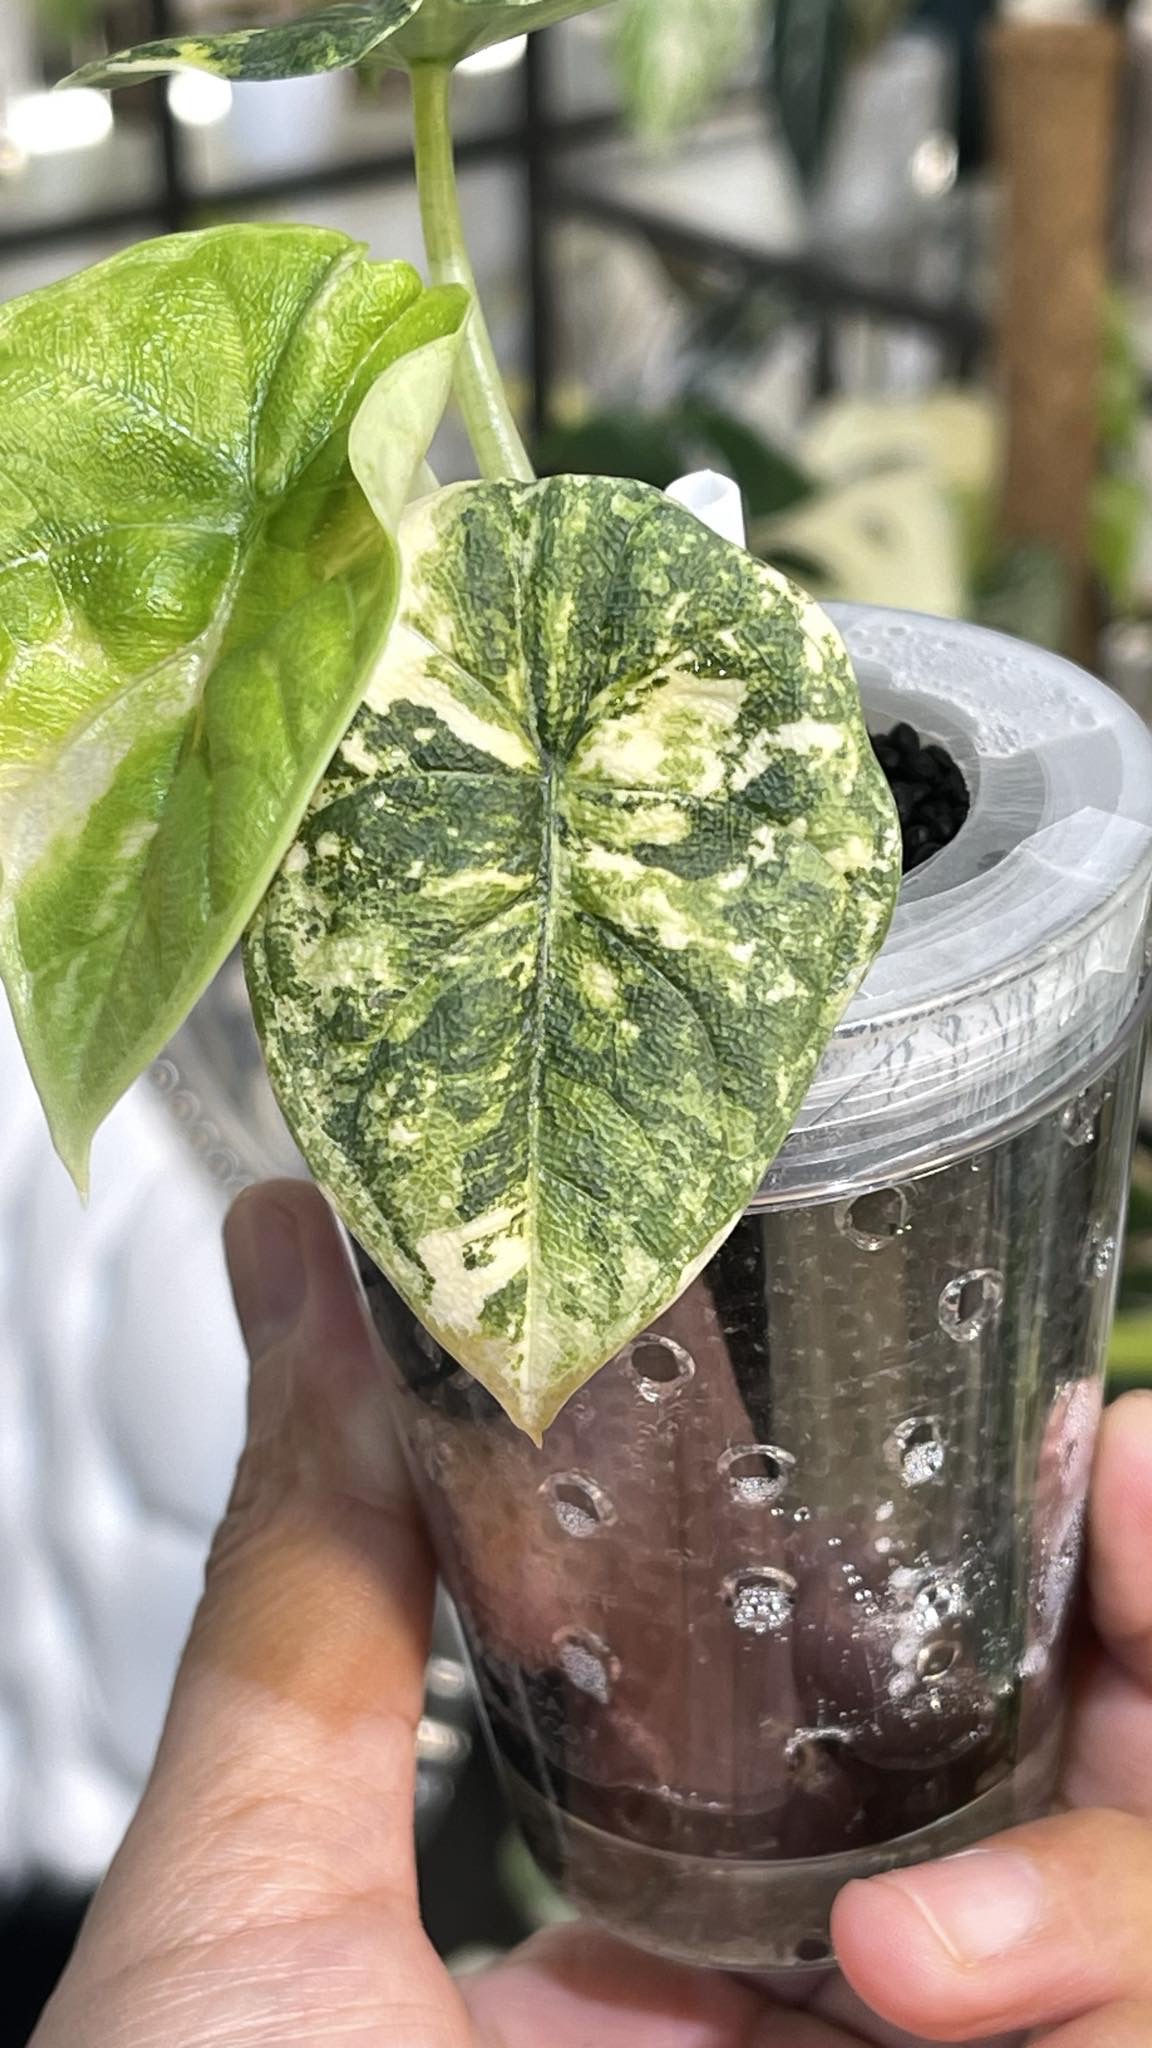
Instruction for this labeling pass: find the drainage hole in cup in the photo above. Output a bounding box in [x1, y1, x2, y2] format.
[834, 1185, 911, 1252]
[718, 1442, 796, 1507]
[885, 1415, 946, 1488]
[795, 1936, 833, 1966]
[784, 1727, 853, 1782]
[938, 1268, 1004, 1341]
[917, 1639, 961, 1682]
[620, 1333, 696, 1403]
[540, 1471, 618, 1539]
[722, 1566, 797, 1635]
[552, 1626, 621, 1703]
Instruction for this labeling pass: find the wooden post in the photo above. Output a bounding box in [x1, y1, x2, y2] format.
[986, 17, 1123, 665]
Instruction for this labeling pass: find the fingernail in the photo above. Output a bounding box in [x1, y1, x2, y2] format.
[873, 1850, 1047, 1966]
[225, 1190, 307, 1358]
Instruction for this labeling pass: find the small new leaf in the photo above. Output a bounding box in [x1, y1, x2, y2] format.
[67, 0, 611, 88]
[0, 225, 466, 1186]
[247, 475, 900, 1438]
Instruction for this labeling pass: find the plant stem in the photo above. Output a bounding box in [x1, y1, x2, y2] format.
[410, 62, 535, 485]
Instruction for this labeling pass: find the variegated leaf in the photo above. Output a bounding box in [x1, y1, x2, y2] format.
[248, 476, 899, 1438]
[0, 225, 466, 1185]
[67, 0, 611, 89]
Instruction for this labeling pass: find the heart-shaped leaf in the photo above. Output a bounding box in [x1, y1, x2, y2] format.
[0, 225, 466, 1186]
[246, 476, 900, 1438]
[66, 0, 611, 89]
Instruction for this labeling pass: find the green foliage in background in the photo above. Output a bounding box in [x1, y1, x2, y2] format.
[612, 0, 911, 181]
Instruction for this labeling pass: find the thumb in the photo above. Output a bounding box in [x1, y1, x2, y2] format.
[70, 1180, 437, 1979]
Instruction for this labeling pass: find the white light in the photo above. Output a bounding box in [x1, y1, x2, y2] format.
[7, 88, 113, 157]
[458, 33, 528, 77]
[167, 71, 233, 128]
[911, 133, 958, 200]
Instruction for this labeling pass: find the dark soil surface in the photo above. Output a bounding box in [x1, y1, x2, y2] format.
[871, 723, 970, 873]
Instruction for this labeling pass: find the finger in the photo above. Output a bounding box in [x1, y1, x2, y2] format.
[1063, 1651, 1152, 1817]
[460, 1926, 859, 2047]
[78, 1181, 436, 1969]
[1086, 1392, 1152, 1690]
[1032, 2005, 1152, 2048]
[832, 1809, 1152, 2041]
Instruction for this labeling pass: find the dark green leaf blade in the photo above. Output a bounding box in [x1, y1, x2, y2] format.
[247, 476, 900, 1437]
[66, 0, 612, 88]
[769, 0, 851, 190]
[0, 225, 466, 1184]
[66, 0, 421, 85]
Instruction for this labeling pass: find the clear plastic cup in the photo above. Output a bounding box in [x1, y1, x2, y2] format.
[358, 609, 1152, 1970]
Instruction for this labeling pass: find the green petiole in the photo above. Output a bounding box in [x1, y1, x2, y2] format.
[410, 60, 536, 484]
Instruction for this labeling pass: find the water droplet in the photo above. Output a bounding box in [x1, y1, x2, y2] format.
[620, 1333, 696, 1403]
[1085, 1227, 1117, 1280]
[792, 1505, 812, 1523]
[834, 1185, 911, 1252]
[875, 1501, 894, 1523]
[718, 1442, 795, 1507]
[1060, 1093, 1098, 1148]
[722, 1566, 797, 1635]
[874, 1535, 893, 1556]
[540, 1471, 617, 1539]
[917, 1639, 960, 1681]
[901, 1570, 965, 1627]
[886, 1416, 946, 1488]
[938, 1268, 1003, 1341]
[553, 1626, 620, 1703]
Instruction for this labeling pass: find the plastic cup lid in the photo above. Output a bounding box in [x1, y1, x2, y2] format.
[763, 606, 1152, 1202]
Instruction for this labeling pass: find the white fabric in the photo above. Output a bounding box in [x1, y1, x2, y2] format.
[0, 1000, 246, 1885]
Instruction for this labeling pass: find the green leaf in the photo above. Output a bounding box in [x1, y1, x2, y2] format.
[769, 0, 851, 190]
[537, 401, 813, 521]
[0, 224, 466, 1187]
[67, 0, 611, 89]
[1092, 471, 1145, 613]
[613, 0, 760, 141]
[537, 410, 695, 491]
[247, 475, 900, 1437]
[971, 541, 1068, 655]
[392, 0, 614, 66]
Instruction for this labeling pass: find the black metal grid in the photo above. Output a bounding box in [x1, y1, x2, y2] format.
[1, 12, 988, 440]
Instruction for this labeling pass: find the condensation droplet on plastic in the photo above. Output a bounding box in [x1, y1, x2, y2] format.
[541, 1470, 618, 1539]
[938, 1268, 1004, 1341]
[553, 1626, 620, 1703]
[1060, 1093, 1098, 1148]
[1084, 1227, 1117, 1281]
[834, 1184, 911, 1252]
[620, 1333, 696, 1404]
[886, 1416, 946, 1488]
[718, 1442, 795, 1507]
[723, 1566, 797, 1635]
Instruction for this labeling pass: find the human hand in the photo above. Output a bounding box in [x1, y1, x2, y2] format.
[28, 1181, 1152, 2048]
